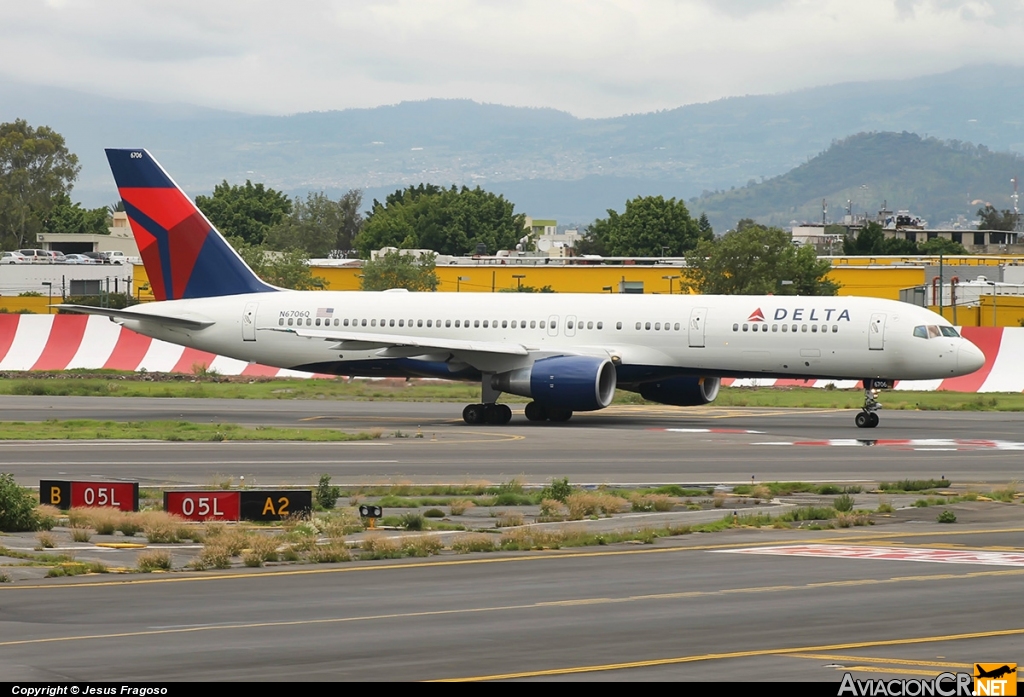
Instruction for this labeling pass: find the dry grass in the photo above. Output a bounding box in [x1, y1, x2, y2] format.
[539, 498, 567, 518]
[401, 536, 443, 557]
[140, 511, 190, 543]
[307, 541, 351, 563]
[242, 535, 281, 567]
[713, 492, 727, 508]
[499, 528, 566, 550]
[35, 531, 56, 549]
[34, 504, 62, 529]
[494, 510, 524, 527]
[359, 535, 403, 559]
[117, 513, 144, 537]
[190, 546, 231, 570]
[749, 486, 772, 502]
[565, 492, 628, 520]
[136, 550, 172, 572]
[629, 493, 675, 512]
[70, 526, 92, 542]
[450, 533, 497, 554]
[448, 499, 475, 516]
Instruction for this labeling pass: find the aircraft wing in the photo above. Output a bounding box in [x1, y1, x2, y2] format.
[56, 305, 215, 329]
[265, 326, 530, 357]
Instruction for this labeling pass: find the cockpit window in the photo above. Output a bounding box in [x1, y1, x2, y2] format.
[915, 325, 960, 339]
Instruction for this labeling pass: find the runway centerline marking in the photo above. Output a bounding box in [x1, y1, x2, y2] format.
[2, 568, 1022, 650]
[720, 544, 1024, 567]
[433, 627, 1024, 681]
[787, 653, 972, 669]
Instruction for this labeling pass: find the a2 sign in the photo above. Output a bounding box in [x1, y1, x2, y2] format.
[40, 480, 311, 522]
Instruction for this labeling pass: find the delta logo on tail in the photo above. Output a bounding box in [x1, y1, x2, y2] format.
[105, 149, 275, 301]
[747, 308, 765, 322]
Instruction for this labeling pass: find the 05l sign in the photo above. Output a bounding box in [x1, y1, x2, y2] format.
[40, 480, 139, 512]
[164, 491, 241, 522]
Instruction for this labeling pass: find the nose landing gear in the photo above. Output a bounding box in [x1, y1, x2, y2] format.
[856, 379, 891, 428]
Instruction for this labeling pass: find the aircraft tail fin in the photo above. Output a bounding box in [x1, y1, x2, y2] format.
[105, 149, 277, 300]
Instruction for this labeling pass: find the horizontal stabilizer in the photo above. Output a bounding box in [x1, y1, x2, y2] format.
[56, 305, 214, 330]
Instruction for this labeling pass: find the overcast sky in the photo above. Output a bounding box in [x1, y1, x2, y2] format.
[2, 0, 1023, 118]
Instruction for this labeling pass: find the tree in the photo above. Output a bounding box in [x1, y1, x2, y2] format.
[195, 180, 292, 245]
[976, 205, 1018, 231]
[918, 237, 968, 255]
[42, 193, 109, 235]
[266, 190, 363, 257]
[684, 223, 839, 296]
[0, 120, 80, 249]
[586, 196, 711, 257]
[698, 212, 713, 237]
[355, 185, 525, 257]
[360, 249, 439, 291]
[227, 237, 327, 290]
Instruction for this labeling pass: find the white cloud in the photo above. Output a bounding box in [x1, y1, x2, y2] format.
[0, 0, 1023, 117]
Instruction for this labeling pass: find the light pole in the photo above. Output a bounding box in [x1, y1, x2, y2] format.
[512, 274, 526, 290]
[456, 275, 470, 292]
[42, 282, 52, 314]
[662, 274, 680, 295]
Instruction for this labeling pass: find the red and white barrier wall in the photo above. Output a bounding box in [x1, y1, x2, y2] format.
[0, 317, 1020, 391]
[0, 314, 314, 378]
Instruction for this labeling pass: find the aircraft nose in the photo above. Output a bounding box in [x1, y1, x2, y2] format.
[958, 341, 986, 374]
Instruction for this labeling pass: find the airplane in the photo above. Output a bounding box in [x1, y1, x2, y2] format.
[59, 149, 986, 428]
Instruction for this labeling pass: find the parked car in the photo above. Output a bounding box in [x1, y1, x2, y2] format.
[46, 250, 67, 263]
[16, 249, 52, 263]
[1, 251, 28, 264]
[63, 253, 97, 264]
[83, 252, 111, 264]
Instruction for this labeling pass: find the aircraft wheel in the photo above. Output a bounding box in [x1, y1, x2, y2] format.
[524, 402, 547, 422]
[547, 407, 573, 423]
[496, 404, 512, 425]
[463, 404, 484, 425]
[867, 412, 879, 428]
[855, 412, 870, 428]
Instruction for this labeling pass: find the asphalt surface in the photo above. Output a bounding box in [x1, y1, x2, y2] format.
[2, 396, 1024, 485]
[2, 519, 1023, 681]
[2, 396, 1023, 682]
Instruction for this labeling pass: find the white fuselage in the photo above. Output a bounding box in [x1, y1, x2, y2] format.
[116, 290, 985, 384]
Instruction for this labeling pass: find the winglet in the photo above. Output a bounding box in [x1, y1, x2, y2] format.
[105, 149, 277, 300]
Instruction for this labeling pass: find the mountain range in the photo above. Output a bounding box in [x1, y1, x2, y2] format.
[2, 65, 1023, 229]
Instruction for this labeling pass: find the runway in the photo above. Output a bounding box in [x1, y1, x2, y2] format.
[2, 396, 1023, 682]
[2, 396, 1023, 485]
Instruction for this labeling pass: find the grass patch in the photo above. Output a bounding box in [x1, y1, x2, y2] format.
[0, 419, 380, 442]
[136, 550, 172, 572]
[879, 479, 952, 493]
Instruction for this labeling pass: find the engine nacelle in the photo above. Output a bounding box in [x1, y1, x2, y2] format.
[492, 356, 617, 411]
[638, 376, 720, 406]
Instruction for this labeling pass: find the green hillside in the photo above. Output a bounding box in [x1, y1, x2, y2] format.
[693, 132, 1024, 233]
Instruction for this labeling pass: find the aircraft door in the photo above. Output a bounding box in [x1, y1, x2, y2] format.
[242, 302, 258, 342]
[688, 308, 707, 348]
[547, 315, 559, 337]
[868, 312, 886, 350]
[565, 315, 577, 337]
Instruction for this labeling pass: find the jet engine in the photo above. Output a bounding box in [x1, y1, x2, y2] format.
[492, 356, 617, 411]
[638, 376, 720, 406]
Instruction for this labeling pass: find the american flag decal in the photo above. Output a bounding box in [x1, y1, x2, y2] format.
[316, 307, 334, 319]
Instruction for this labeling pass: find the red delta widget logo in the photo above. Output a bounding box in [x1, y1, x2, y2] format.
[749, 307, 853, 322]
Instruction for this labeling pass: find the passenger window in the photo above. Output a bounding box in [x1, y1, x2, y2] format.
[654, 322, 660, 330]
[502, 320, 508, 328]
[597, 322, 603, 330]
[389, 319, 395, 327]
[306, 318, 312, 326]
[635, 322, 641, 330]
[792, 324, 797, 332]
[832, 325, 838, 333]
[483, 320, 489, 328]
[446, 320, 452, 327]
[567, 320, 574, 329]
[343, 319, 349, 327]
[801, 324, 807, 332]
[674, 323, 680, 330]
[426, 320, 432, 327]
[455, 320, 460, 328]
[371, 319, 377, 327]
[398, 319, 404, 327]
[287, 318, 293, 326]
[511, 320, 517, 328]
[531, 321, 537, 329]
[743, 324, 748, 332]
[781, 324, 788, 332]
[417, 320, 422, 327]
[334, 319, 339, 326]
[616, 322, 622, 330]
[279, 318, 284, 326]
[361, 319, 367, 327]
[762, 324, 768, 332]
[474, 320, 480, 328]
[772, 324, 777, 332]
[587, 321, 593, 330]
[733, 323, 739, 331]
[646, 322, 652, 330]
[549, 321, 555, 329]
[811, 325, 817, 333]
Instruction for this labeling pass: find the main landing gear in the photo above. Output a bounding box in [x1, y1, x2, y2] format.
[462, 373, 512, 425]
[855, 380, 889, 429]
[462, 403, 512, 425]
[524, 401, 572, 423]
